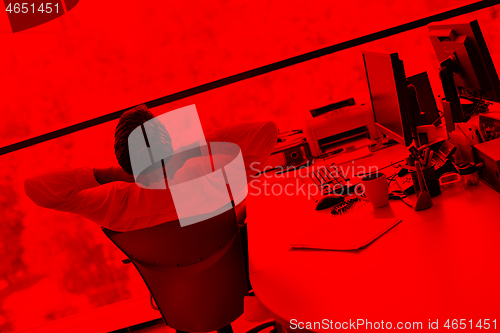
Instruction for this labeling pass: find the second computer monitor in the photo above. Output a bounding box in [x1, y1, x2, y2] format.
[407, 71, 441, 126]
[429, 20, 500, 103]
[363, 51, 413, 146]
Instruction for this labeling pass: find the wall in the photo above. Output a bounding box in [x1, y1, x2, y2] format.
[0, 1, 499, 331]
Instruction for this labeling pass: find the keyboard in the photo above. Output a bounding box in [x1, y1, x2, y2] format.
[309, 164, 360, 197]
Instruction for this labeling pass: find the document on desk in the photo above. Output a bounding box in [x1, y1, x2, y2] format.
[290, 217, 401, 251]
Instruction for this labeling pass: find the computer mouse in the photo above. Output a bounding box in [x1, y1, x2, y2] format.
[315, 194, 344, 210]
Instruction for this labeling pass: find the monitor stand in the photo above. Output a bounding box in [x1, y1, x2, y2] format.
[439, 56, 466, 133]
[406, 83, 424, 148]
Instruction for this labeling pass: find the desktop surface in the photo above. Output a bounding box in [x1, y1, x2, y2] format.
[246, 143, 500, 330]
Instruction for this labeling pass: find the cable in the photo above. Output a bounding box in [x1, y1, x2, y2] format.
[432, 113, 445, 125]
[387, 171, 398, 187]
[278, 129, 303, 137]
[466, 94, 483, 116]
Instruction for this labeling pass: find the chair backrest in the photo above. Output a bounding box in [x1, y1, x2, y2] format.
[102, 203, 247, 332]
[102, 203, 238, 267]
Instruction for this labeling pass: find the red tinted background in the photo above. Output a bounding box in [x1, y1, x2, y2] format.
[1, 0, 499, 331]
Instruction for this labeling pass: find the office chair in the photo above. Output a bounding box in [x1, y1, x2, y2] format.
[102, 203, 248, 333]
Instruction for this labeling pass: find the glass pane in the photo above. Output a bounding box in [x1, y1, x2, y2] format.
[1, 1, 499, 331]
[0, 123, 152, 332]
[0, 0, 482, 148]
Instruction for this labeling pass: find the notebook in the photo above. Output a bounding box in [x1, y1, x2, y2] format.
[290, 216, 401, 251]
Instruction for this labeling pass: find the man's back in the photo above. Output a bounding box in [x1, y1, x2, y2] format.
[24, 121, 278, 231]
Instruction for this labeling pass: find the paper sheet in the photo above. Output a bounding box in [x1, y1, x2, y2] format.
[290, 217, 401, 251]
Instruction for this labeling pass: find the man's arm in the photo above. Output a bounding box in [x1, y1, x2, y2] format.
[24, 166, 176, 231]
[204, 121, 279, 175]
[93, 166, 135, 185]
[163, 144, 203, 179]
[24, 166, 134, 208]
[163, 122, 279, 179]
[24, 167, 99, 209]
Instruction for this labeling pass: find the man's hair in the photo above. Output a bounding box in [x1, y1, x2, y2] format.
[114, 105, 172, 175]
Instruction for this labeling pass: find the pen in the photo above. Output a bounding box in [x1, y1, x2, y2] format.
[415, 161, 427, 193]
[428, 150, 434, 165]
[408, 155, 415, 167]
[423, 149, 429, 166]
[409, 146, 424, 165]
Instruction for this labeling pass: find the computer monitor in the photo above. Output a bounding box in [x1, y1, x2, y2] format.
[363, 51, 413, 146]
[407, 71, 441, 126]
[428, 20, 500, 130]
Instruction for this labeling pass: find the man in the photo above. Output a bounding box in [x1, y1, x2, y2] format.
[24, 105, 278, 231]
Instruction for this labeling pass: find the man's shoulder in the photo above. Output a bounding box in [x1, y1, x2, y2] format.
[174, 154, 233, 183]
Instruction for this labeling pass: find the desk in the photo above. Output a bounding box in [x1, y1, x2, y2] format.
[247, 144, 500, 331]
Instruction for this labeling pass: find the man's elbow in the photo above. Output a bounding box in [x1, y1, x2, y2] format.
[24, 177, 54, 209]
[265, 121, 279, 137]
[263, 121, 279, 150]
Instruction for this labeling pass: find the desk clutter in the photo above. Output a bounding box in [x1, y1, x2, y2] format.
[303, 134, 493, 215]
[309, 165, 359, 197]
[288, 134, 495, 251]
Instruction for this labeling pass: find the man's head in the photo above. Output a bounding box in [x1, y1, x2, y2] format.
[114, 104, 172, 175]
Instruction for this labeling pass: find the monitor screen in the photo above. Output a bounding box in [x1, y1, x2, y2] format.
[363, 51, 413, 146]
